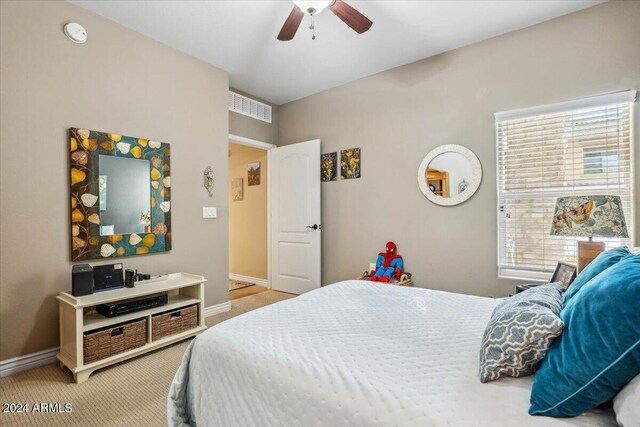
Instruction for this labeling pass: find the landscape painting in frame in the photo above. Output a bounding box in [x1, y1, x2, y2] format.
[248, 161, 261, 186]
[232, 178, 244, 201]
[69, 127, 171, 261]
[340, 148, 361, 180]
[321, 152, 337, 182]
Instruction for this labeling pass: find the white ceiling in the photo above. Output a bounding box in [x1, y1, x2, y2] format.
[70, 0, 602, 105]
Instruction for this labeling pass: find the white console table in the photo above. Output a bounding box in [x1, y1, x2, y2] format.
[57, 272, 206, 383]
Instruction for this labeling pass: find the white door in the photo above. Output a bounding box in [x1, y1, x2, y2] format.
[269, 139, 321, 294]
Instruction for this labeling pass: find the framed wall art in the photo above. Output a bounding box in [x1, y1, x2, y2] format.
[340, 148, 361, 180]
[248, 161, 261, 186]
[232, 177, 244, 201]
[321, 152, 337, 182]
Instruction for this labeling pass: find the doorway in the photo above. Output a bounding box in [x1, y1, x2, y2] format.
[228, 135, 275, 300]
[227, 134, 322, 299]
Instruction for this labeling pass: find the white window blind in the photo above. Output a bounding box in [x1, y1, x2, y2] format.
[496, 91, 636, 281]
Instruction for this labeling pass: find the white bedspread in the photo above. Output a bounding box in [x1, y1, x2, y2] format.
[168, 280, 615, 426]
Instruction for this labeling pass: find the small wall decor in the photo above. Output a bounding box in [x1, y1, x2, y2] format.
[69, 127, 171, 261]
[418, 144, 482, 207]
[231, 178, 244, 201]
[321, 152, 337, 182]
[204, 166, 215, 197]
[248, 161, 261, 186]
[340, 148, 361, 180]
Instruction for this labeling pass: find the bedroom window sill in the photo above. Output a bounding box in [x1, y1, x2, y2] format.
[498, 269, 552, 284]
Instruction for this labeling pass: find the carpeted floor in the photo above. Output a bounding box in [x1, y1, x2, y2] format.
[0, 290, 294, 427]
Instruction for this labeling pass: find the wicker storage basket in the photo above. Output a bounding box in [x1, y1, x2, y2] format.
[151, 304, 198, 341]
[83, 318, 146, 364]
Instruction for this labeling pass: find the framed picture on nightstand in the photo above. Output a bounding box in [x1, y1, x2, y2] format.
[551, 261, 577, 289]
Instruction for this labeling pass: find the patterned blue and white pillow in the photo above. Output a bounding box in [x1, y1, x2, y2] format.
[479, 283, 564, 383]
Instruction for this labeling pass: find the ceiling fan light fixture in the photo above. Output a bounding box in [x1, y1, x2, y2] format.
[278, 0, 371, 41]
[293, 0, 335, 16]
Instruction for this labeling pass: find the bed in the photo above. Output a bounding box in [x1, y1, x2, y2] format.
[168, 280, 616, 426]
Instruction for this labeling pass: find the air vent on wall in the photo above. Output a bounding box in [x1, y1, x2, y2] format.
[228, 91, 272, 124]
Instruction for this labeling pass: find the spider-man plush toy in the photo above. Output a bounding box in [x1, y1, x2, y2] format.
[370, 241, 404, 283]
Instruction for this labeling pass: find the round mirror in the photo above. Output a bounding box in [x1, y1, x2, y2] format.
[417, 144, 482, 206]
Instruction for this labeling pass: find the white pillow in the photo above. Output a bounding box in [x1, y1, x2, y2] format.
[613, 374, 640, 427]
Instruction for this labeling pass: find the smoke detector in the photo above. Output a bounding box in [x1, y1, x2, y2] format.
[63, 22, 87, 44]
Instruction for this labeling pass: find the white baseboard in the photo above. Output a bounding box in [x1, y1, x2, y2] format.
[0, 347, 59, 378]
[229, 273, 269, 288]
[203, 301, 231, 318]
[1, 302, 231, 378]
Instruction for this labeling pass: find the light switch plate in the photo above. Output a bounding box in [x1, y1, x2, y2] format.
[203, 207, 217, 218]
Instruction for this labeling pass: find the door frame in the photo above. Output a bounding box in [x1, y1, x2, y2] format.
[228, 134, 277, 289]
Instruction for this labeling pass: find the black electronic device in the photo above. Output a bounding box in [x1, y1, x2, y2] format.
[136, 273, 151, 281]
[96, 293, 169, 318]
[125, 269, 136, 288]
[72, 264, 94, 297]
[93, 263, 124, 292]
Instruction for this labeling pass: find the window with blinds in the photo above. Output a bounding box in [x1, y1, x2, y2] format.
[496, 91, 636, 281]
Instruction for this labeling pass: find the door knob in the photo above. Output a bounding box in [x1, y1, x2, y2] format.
[306, 224, 319, 230]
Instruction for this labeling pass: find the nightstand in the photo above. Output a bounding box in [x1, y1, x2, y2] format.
[516, 283, 543, 294]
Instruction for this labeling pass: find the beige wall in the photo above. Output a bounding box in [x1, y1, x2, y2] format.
[229, 88, 279, 145]
[0, 1, 230, 360]
[228, 143, 268, 280]
[278, 1, 640, 297]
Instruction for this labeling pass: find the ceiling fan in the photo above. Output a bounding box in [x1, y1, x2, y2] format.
[277, 0, 373, 41]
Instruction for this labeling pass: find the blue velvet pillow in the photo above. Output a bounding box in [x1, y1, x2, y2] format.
[563, 246, 631, 304]
[529, 255, 640, 418]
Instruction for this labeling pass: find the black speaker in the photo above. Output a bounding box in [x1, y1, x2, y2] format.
[125, 269, 136, 288]
[72, 264, 94, 297]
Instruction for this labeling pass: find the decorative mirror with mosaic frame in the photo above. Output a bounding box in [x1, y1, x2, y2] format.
[70, 128, 171, 261]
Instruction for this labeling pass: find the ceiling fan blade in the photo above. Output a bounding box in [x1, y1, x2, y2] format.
[329, 0, 372, 34]
[277, 6, 304, 41]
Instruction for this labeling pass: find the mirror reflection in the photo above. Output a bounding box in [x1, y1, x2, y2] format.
[98, 155, 151, 235]
[426, 152, 473, 199]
